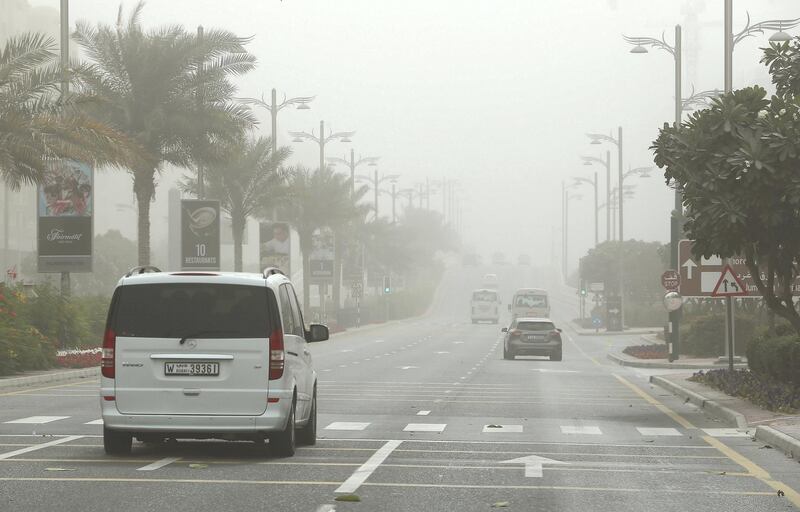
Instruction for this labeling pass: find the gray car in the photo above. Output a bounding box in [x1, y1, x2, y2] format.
[502, 317, 562, 361]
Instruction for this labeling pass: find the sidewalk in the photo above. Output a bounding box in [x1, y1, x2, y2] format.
[571, 324, 662, 336]
[608, 350, 748, 370]
[0, 366, 99, 391]
[651, 372, 800, 460]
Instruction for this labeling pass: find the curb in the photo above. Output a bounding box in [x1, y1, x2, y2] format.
[0, 367, 100, 391]
[608, 352, 748, 370]
[649, 375, 747, 429]
[755, 425, 800, 459]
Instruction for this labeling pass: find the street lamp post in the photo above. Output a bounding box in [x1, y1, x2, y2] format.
[240, 89, 314, 155]
[572, 173, 598, 246]
[327, 151, 379, 197]
[582, 152, 611, 242]
[562, 181, 582, 282]
[356, 171, 400, 221]
[289, 121, 354, 172]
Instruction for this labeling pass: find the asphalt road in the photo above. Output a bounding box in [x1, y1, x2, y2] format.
[1, 264, 799, 512]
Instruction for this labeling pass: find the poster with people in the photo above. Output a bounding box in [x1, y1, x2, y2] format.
[309, 227, 335, 280]
[259, 222, 291, 275]
[37, 160, 93, 273]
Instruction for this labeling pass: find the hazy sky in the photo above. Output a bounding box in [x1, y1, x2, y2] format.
[24, 0, 800, 271]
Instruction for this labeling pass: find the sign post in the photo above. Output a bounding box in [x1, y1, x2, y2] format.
[711, 265, 747, 371]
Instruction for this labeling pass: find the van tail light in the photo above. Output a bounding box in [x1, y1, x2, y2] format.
[269, 327, 285, 380]
[549, 330, 562, 341]
[101, 328, 116, 379]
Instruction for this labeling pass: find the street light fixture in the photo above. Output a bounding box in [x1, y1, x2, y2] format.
[581, 153, 612, 241]
[328, 152, 380, 197]
[289, 121, 355, 173]
[239, 89, 315, 155]
[356, 171, 401, 221]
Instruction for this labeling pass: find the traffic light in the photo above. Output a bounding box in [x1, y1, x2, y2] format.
[383, 275, 392, 294]
[580, 281, 587, 296]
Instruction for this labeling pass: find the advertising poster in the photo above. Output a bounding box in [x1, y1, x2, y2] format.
[259, 221, 291, 275]
[181, 200, 221, 270]
[341, 239, 364, 285]
[37, 160, 93, 273]
[309, 227, 335, 280]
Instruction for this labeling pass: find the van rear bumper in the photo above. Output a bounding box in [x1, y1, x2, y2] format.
[101, 388, 293, 435]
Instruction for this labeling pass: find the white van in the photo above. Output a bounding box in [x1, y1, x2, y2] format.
[509, 288, 550, 321]
[100, 266, 328, 457]
[471, 288, 500, 323]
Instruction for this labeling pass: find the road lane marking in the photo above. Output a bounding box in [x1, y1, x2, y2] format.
[416, 411, 431, 416]
[702, 428, 751, 438]
[137, 457, 181, 471]
[4, 416, 69, 424]
[483, 425, 523, 433]
[0, 436, 83, 460]
[636, 427, 681, 437]
[84, 419, 104, 425]
[335, 440, 402, 494]
[560, 426, 602, 435]
[613, 373, 800, 508]
[315, 505, 336, 512]
[0, 380, 99, 397]
[324, 422, 370, 431]
[397, 366, 418, 370]
[403, 423, 446, 433]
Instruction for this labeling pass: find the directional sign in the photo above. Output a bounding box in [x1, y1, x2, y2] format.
[500, 455, 568, 478]
[678, 239, 800, 298]
[712, 265, 747, 297]
[661, 270, 680, 292]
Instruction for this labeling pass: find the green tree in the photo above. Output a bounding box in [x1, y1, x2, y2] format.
[73, 2, 256, 265]
[579, 240, 667, 301]
[280, 165, 368, 312]
[0, 32, 135, 188]
[183, 136, 290, 271]
[652, 38, 800, 332]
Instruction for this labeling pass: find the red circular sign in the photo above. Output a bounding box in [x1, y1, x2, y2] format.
[661, 270, 680, 291]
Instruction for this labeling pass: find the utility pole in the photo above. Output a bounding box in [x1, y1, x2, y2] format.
[59, 0, 71, 297]
[391, 182, 397, 224]
[617, 126, 624, 329]
[605, 150, 611, 241]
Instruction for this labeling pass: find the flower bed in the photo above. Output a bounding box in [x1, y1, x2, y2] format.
[622, 344, 669, 359]
[56, 348, 101, 369]
[690, 369, 800, 414]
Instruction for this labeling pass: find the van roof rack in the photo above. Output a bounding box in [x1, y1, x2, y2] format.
[262, 267, 286, 278]
[124, 265, 162, 278]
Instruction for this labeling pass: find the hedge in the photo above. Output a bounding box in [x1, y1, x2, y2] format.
[681, 314, 756, 357]
[747, 331, 800, 387]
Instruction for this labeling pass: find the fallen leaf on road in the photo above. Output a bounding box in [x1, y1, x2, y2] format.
[335, 494, 361, 502]
[45, 468, 76, 472]
[778, 490, 785, 497]
[486, 424, 502, 429]
[491, 501, 510, 508]
[759, 445, 773, 449]
[188, 464, 208, 469]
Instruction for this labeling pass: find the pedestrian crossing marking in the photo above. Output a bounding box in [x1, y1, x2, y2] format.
[4, 416, 69, 424]
[404, 423, 446, 433]
[637, 427, 681, 437]
[324, 422, 370, 431]
[416, 410, 431, 416]
[561, 426, 602, 435]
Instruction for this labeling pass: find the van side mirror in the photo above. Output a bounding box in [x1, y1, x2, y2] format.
[501, 327, 508, 333]
[308, 324, 329, 342]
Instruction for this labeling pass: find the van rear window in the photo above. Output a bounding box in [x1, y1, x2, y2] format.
[110, 284, 272, 339]
[514, 294, 547, 308]
[472, 291, 497, 301]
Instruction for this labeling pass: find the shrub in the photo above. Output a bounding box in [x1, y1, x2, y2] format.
[624, 302, 665, 328]
[0, 286, 57, 376]
[747, 332, 800, 387]
[691, 369, 800, 413]
[681, 314, 756, 357]
[18, 283, 92, 348]
[623, 344, 668, 359]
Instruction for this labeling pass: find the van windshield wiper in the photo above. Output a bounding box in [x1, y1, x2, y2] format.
[177, 329, 239, 345]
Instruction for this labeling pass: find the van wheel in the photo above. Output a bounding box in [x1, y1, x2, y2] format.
[271, 398, 296, 457]
[104, 427, 132, 455]
[297, 389, 317, 446]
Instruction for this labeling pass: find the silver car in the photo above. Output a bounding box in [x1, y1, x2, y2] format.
[502, 317, 562, 361]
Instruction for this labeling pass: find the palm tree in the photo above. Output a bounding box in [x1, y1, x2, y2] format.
[73, 2, 256, 265]
[0, 32, 137, 188]
[183, 135, 290, 271]
[280, 165, 369, 312]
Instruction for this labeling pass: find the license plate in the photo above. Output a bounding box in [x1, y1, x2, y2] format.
[165, 362, 219, 376]
[525, 335, 544, 343]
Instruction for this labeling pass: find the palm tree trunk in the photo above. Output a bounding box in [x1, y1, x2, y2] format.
[231, 214, 246, 272]
[133, 172, 155, 266]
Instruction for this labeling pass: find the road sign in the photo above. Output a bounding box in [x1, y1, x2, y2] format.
[589, 282, 604, 292]
[500, 455, 568, 478]
[711, 265, 747, 297]
[678, 239, 800, 297]
[661, 270, 680, 291]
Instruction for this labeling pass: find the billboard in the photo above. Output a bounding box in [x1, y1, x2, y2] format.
[341, 240, 364, 284]
[37, 160, 93, 273]
[259, 222, 291, 275]
[181, 200, 221, 270]
[309, 228, 335, 280]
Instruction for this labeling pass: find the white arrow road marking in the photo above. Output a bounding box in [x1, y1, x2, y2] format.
[500, 455, 568, 478]
[335, 440, 402, 494]
[682, 258, 697, 279]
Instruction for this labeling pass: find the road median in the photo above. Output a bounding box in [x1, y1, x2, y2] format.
[0, 367, 99, 391]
